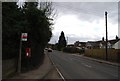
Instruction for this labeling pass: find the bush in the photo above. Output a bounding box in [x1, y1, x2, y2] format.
[63, 47, 85, 54]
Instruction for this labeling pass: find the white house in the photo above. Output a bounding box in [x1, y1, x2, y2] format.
[112, 40, 120, 49]
[99, 39, 120, 49]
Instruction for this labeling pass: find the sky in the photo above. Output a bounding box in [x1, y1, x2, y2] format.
[16, 0, 119, 44]
[48, 2, 118, 44]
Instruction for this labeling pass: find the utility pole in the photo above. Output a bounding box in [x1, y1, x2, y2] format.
[105, 11, 108, 61]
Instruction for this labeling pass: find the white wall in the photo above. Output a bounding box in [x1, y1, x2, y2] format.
[112, 40, 120, 49]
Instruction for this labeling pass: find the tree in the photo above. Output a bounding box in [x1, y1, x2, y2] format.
[3, 2, 54, 69]
[21, 2, 53, 67]
[57, 31, 67, 50]
[2, 2, 23, 59]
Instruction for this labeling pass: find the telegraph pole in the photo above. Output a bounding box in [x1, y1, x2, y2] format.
[105, 11, 108, 61]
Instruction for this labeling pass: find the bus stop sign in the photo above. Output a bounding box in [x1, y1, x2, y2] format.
[21, 33, 27, 41]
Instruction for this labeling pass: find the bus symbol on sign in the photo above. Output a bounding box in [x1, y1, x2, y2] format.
[21, 33, 27, 41]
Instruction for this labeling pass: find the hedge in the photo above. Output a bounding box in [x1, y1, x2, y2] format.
[63, 47, 85, 54]
[85, 49, 120, 62]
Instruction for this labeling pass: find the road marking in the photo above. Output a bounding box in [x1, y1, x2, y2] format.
[81, 63, 92, 68]
[56, 67, 66, 81]
[47, 54, 66, 81]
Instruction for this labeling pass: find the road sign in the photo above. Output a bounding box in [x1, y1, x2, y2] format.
[21, 33, 27, 41]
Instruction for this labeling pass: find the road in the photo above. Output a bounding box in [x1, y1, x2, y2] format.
[48, 50, 118, 79]
[0, 60, 1, 80]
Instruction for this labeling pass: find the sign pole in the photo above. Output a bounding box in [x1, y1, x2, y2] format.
[17, 33, 28, 74]
[18, 33, 22, 74]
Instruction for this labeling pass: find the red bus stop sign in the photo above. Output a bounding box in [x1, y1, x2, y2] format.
[21, 33, 27, 41]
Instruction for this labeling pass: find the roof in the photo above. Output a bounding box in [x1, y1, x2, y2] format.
[79, 42, 86, 46]
[67, 44, 74, 46]
[87, 38, 120, 46]
[108, 39, 120, 45]
[86, 41, 100, 47]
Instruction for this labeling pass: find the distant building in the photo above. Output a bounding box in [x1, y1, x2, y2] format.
[73, 36, 120, 49]
[67, 44, 74, 47]
[86, 41, 100, 49]
[112, 40, 120, 49]
[86, 37, 120, 49]
[74, 41, 86, 49]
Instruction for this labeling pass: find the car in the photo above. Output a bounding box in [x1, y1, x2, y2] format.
[45, 48, 48, 50]
[48, 48, 53, 52]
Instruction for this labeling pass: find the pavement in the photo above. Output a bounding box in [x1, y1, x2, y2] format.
[3, 51, 62, 80]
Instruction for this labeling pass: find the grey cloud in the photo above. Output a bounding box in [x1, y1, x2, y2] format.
[66, 34, 103, 43]
[49, 2, 118, 44]
[53, 2, 118, 24]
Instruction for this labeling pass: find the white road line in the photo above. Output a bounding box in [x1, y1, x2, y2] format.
[47, 54, 66, 81]
[52, 61, 66, 81]
[56, 67, 65, 81]
[81, 63, 92, 68]
[85, 64, 92, 68]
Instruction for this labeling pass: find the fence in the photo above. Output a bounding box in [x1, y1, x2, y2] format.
[85, 49, 120, 62]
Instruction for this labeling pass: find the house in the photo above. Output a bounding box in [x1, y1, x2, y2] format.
[108, 39, 120, 49]
[86, 37, 120, 49]
[73, 36, 120, 49]
[99, 38, 120, 49]
[86, 41, 100, 49]
[74, 41, 86, 49]
[67, 44, 74, 47]
[112, 40, 120, 49]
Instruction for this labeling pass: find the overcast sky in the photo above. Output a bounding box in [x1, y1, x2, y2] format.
[48, 2, 118, 44]
[16, 0, 119, 44]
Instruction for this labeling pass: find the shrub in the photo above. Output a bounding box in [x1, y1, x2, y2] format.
[63, 47, 85, 54]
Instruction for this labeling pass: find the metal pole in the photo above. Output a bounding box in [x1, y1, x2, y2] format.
[18, 33, 22, 74]
[105, 11, 108, 61]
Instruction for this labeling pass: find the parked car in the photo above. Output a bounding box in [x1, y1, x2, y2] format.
[48, 48, 53, 52]
[45, 48, 48, 50]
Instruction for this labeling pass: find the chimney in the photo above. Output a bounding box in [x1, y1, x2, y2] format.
[116, 35, 119, 40]
[102, 37, 104, 41]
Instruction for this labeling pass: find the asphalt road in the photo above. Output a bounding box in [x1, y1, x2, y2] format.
[48, 50, 118, 79]
[0, 60, 1, 80]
